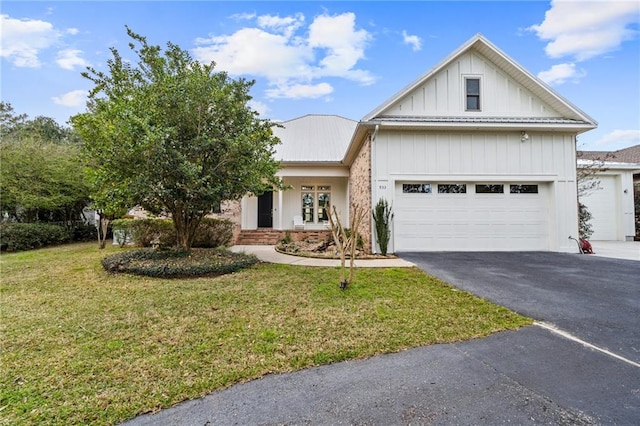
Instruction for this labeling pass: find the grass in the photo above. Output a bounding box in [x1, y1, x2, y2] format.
[0, 242, 532, 425]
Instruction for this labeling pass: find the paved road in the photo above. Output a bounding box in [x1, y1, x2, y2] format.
[122, 252, 640, 425]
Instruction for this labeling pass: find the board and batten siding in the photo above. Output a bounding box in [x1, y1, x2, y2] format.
[385, 51, 557, 118]
[371, 130, 579, 252]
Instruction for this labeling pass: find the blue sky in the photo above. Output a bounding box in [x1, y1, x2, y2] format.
[1, 1, 639, 151]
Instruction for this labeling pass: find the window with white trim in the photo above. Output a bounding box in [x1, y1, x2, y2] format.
[465, 77, 481, 111]
[301, 185, 331, 223]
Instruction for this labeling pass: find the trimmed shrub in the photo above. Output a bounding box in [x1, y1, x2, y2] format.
[101, 247, 259, 278]
[129, 219, 176, 248]
[71, 223, 97, 242]
[193, 218, 234, 248]
[0, 222, 72, 252]
[111, 219, 134, 247]
[125, 218, 234, 249]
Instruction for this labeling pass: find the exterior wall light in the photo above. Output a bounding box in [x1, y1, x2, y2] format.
[521, 131, 529, 142]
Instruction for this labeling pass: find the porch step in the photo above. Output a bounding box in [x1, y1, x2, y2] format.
[235, 230, 284, 245]
[235, 229, 333, 245]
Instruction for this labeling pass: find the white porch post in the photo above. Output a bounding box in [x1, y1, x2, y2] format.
[278, 189, 283, 230]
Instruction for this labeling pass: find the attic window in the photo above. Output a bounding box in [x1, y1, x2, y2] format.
[465, 78, 480, 111]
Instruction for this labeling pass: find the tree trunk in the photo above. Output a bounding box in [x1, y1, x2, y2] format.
[348, 205, 365, 284]
[97, 212, 109, 249]
[172, 209, 202, 251]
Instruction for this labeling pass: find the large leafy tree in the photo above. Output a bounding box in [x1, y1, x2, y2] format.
[71, 28, 281, 250]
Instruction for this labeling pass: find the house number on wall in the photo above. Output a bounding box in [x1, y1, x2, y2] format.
[379, 185, 387, 190]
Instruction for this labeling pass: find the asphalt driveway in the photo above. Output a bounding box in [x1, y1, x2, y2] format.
[123, 252, 640, 425]
[399, 252, 640, 364]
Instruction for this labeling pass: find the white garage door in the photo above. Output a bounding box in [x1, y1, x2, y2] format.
[580, 175, 618, 240]
[394, 182, 549, 251]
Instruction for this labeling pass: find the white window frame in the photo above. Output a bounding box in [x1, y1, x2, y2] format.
[463, 75, 482, 112]
[300, 185, 332, 223]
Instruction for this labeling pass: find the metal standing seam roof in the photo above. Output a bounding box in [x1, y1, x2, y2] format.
[272, 114, 357, 163]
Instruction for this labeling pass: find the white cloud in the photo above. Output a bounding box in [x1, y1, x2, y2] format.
[230, 12, 257, 22]
[529, 0, 640, 61]
[56, 48, 89, 70]
[66, 28, 79, 35]
[257, 13, 305, 38]
[248, 100, 269, 116]
[537, 62, 587, 85]
[193, 11, 374, 100]
[52, 90, 87, 107]
[0, 14, 61, 67]
[402, 30, 422, 51]
[265, 82, 334, 99]
[194, 28, 313, 81]
[308, 12, 374, 83]
[595, 129, 640, 148]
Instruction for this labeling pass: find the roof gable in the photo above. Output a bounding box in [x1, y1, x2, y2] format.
[362, 34, 596, 128]
[272, 115, 356, 163]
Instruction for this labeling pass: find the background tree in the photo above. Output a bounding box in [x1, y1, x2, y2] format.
[0, 104, 90, 224]
[1, 102, 77, 144]
[576, 149, 613, 198]
[71, 28, 281, 250]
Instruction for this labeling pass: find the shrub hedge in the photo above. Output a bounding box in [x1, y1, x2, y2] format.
[112, 218, 234, 248]
[0, 222, 72, 252]
[101, 247, 259, 278]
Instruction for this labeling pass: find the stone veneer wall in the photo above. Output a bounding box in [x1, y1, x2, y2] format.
[207, 200, 242, 244]
[348, 136, 372, 253]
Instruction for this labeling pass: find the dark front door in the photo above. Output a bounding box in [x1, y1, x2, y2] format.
[257, 191, 273, 228]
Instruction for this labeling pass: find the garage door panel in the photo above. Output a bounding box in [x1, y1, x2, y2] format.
[580, 176, 617, 240]
[394, 181, 548, 251]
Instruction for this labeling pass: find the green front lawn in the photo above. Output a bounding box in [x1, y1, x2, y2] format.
[0, 242, 531, 425]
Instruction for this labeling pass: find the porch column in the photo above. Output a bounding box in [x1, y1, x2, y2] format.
[278, 189, 283, 230]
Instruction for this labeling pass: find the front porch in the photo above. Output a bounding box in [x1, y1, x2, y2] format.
[240, 173, 350, 234]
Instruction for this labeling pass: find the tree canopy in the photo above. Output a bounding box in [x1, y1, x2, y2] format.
[0, 103, 90, 223]
[71, 28, 281, 250]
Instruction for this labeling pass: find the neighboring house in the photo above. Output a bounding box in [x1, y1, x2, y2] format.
[235, 34, 598, 253]
[578, 145, 640, 241]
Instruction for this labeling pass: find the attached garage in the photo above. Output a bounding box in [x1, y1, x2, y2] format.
[393, 181, 550, 251]
[342, 35, 598, 253]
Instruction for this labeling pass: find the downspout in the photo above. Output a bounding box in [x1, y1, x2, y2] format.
[371, 125, 379, 253]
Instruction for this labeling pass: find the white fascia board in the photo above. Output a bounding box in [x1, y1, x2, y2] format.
[577, 159, 640, 170]
[277, 165, 350, 177]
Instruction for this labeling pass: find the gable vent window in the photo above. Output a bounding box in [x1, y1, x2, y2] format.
[465, 78, 480, 111]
